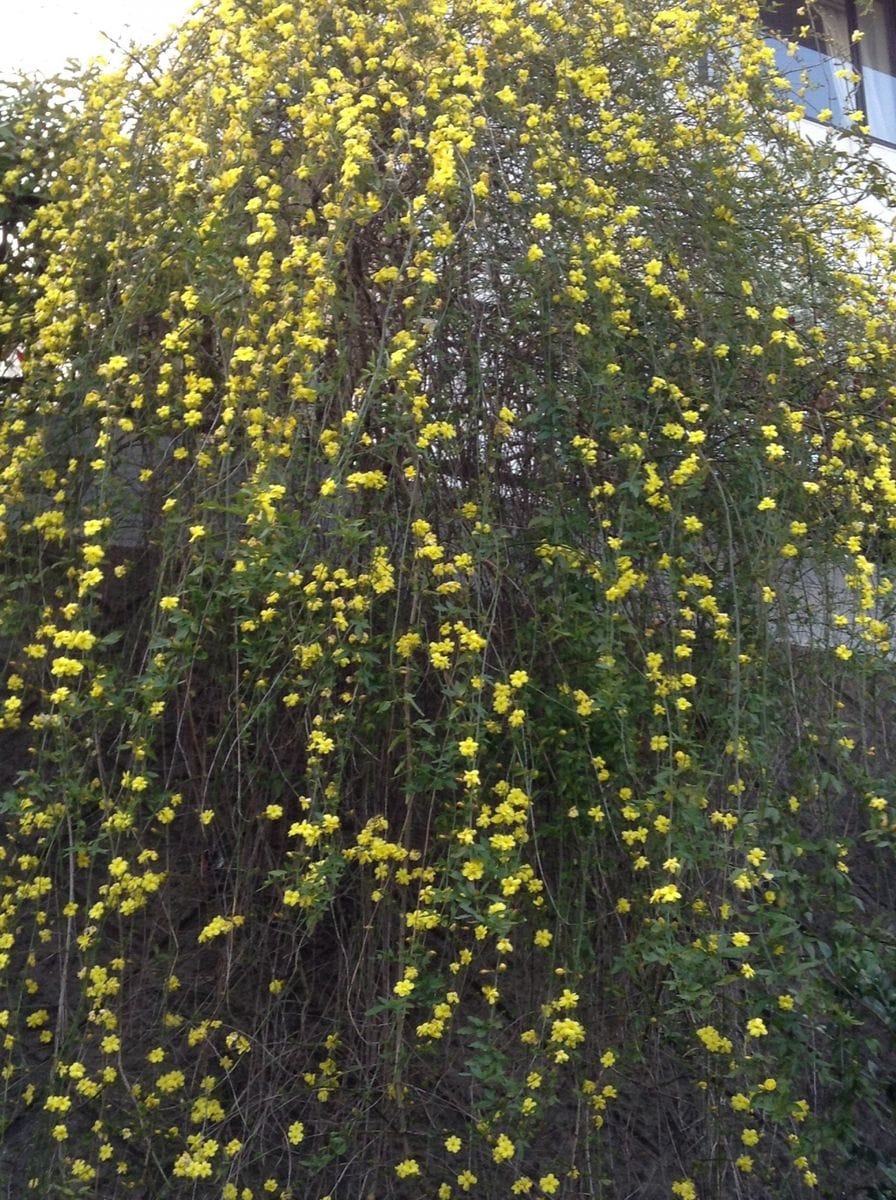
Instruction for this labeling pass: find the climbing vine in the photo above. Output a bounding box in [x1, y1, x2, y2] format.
[0, 0, 895, 1196]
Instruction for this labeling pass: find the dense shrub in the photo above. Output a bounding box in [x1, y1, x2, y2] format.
[1, 0, 894, 1196]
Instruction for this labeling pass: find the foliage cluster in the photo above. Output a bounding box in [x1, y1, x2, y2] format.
[1, 73, 82, 368]
[0, 0, 895, 1196]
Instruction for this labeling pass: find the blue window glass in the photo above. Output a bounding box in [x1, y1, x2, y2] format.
[763, 1, 896, 145]
[765, 33, 854, 127]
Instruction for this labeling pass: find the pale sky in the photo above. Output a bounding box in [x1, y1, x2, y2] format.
[1, 0, 195, 78]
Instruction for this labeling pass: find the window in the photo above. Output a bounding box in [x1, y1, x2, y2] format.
[763, 0, 896, 145]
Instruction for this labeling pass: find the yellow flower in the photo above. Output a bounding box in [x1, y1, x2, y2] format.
[157, 1070, 186, 1093]
[649, 885, 681, 904]
[492, 1133, 515, 1162]
[696, 1026, 732, 1054]
[549, 1018, 585, 1048]
[671, 1181, 697, 1200]
[395, 1159, 420, 1178]
[50, 656, 84, 677]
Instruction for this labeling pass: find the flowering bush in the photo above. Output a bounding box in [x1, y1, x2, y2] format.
[0, 0, 895, 1196]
